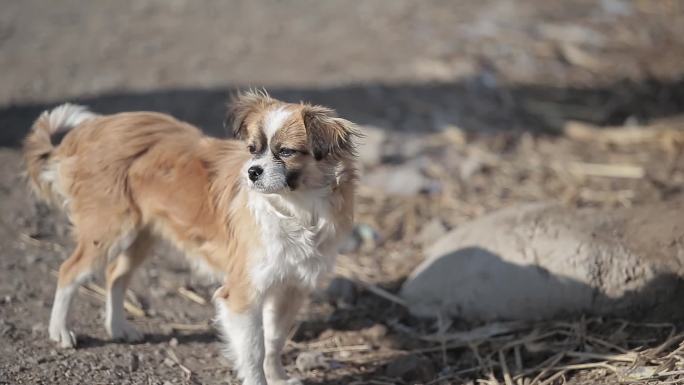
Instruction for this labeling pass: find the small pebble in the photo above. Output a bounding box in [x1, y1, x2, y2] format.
[163, 357, 175, 367]
[169, 337, 179, 347]
[129, 353, 139, 372]
[31, 323, 44, 337]
[296, 351, 327, 372]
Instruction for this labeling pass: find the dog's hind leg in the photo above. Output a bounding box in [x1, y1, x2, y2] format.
[105, 231, 152, 342]
[49, 241, 102, 348]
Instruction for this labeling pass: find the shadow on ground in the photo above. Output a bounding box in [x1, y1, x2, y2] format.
[2, 76, 684, 147]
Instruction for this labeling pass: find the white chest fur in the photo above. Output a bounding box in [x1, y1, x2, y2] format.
[248, 190, 339, 291]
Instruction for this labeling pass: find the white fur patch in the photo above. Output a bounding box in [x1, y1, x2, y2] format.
[214, 299, 267, 384]
[48, 271, 92, 348]
[263, 107, 291, 141]
[247, 189, 339, 292]
[44, 103, 98, 134]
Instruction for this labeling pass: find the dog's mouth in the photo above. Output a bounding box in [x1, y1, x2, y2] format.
[249, 176, 288, 194]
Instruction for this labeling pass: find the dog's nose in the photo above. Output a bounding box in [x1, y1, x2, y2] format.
[248, 166, 263, 182]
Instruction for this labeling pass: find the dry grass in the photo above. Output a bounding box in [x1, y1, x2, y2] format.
[325, 120, 684, 384]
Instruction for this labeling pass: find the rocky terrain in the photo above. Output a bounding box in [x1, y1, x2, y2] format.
[1, 1, 684, 384]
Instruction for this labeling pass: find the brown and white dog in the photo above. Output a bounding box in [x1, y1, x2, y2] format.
[23, 91, 360, 385]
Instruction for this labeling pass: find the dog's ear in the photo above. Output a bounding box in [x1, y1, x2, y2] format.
[224, 90, 271, 139]
[302, 105, 361, 161]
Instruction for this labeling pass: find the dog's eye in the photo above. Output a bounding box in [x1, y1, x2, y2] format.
[247, 144, 257, 154]
[278, 148, 296, 157]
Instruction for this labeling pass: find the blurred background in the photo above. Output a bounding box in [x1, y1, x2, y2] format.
[2, 1, 684, 384]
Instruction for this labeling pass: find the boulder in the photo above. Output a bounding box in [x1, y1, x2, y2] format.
[400, 199, 684, 321]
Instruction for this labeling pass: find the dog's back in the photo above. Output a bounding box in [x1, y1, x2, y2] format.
[22, 104, 251, 348]
[23, 105, 247, 259]
[25, 106, 199, 206]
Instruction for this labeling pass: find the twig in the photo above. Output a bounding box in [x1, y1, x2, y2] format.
[49, 270, 146, 317]
[563, 121, 659, 145]
[499, 350, 514, 385]
[438, 313, 448, 367]
[167, 322, 211, 332]
[561, 162, 645, 179]
[528, 353, 565, 385]
[538, 370, 566, 385]
[554, 361, 617, 372]
[564, 350, 637, 363]
[315, 344, 372, 354]
[167, 349, 193, 379]
[177, 286, 208, 305]
[422, 321, 529, 343]
[552, 329, 631, 354]
[514, 345, 523, 374]
[84, 282, 146, 317]
[646, 332, 684, 357]
[335, 265, 408, 307]
[361, 282, 408, 307]
[18, 232, 67, 254]
[654, 369, 684, 378]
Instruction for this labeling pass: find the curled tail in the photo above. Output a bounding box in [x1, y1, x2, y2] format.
[23, 103, 98, 205]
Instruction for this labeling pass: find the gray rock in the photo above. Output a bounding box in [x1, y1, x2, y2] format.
[401, 201, 684, 321]
[363, 164, 429, 196]
[295, 351, 327, 372]
[325, 276, 357, 307]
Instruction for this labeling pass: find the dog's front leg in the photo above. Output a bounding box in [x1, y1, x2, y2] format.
[215, 286, 267, 385]
[263, 286, 306, 385]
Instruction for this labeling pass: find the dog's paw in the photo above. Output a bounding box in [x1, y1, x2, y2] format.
[109, 321, 144, 343]
[49, 326, 77, 348]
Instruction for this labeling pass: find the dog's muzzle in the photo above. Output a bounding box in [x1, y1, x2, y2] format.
[248, 165, 263, 182]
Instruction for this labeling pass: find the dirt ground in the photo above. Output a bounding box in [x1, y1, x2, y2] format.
[2, 1, 684, 384]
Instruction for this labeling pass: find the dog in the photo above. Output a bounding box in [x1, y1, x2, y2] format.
[23, 90, 360, 385]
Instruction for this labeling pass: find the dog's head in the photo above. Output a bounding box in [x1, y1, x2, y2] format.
[225, 90, 360, 194]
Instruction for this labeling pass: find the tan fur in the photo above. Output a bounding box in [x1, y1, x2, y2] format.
[24, 97, 357, 315]
[25, 95, 358, 384]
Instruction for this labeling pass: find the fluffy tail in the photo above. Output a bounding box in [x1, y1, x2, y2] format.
[23, 103, 98, 205]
